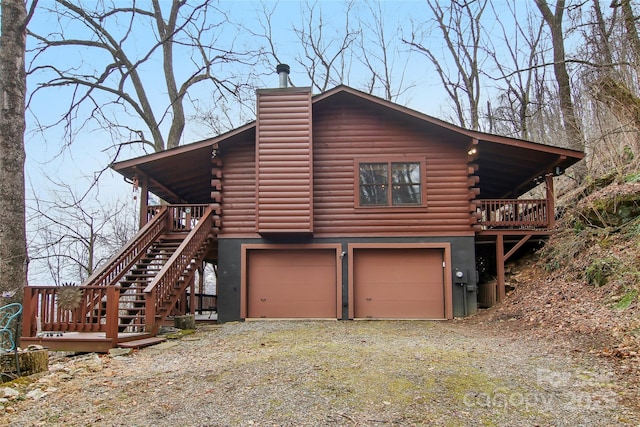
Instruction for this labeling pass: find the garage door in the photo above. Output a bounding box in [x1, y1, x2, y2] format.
[353, 248, 445, 319]
[247, 249, 337, 318]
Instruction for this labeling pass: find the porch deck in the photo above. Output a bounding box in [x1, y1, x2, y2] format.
[20, 204, 220, 353]
[20, 331, 152, 353]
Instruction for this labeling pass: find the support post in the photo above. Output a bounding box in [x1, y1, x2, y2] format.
[496, 234, 506, 302]
[105, 285, 120, 345]
[145, 288, 156, 333]
[546, 173, 555, 229]
[194, 266, 203, 315]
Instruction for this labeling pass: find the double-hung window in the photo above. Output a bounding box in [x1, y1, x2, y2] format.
[358, 160, 424, 207]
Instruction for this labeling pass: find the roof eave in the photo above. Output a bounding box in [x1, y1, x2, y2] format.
[111, 121, 256, 172]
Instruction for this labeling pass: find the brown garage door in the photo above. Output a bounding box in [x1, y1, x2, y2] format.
[353, 248, 445, 319]
[247, 249, 337, 318]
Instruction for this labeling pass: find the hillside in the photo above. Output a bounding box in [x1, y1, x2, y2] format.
[470, 174, 640, 402]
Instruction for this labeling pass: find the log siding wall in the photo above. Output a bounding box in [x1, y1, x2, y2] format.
[255, 88, 313, 234]
[219, 137, 256, 234]
[312, 101, 472, 236]
[219, 97, 473, 237]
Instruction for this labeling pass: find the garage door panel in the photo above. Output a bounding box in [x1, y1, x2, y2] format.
[354, 248, 445, 319]
[247, 249, 337, 318]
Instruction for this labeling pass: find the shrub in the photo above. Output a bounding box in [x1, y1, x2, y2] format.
[585, 257, 620, 287]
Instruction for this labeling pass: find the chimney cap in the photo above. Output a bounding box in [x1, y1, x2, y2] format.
[276, 63, 290, 75]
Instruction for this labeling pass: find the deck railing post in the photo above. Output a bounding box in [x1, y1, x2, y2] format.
[21, 287, 34, 337]
[186, 208, 192, 231]
[105, 285, 120, 344]
[145, 288, 157, 333]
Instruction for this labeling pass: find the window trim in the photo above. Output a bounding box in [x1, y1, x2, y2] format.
[353, 157, 427, 212]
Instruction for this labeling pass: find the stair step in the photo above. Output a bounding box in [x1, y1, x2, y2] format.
[118, 337, 167, 349]
[120, 282, 149, 288]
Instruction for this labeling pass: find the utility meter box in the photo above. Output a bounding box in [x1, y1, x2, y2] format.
[454, 268, 467, 284]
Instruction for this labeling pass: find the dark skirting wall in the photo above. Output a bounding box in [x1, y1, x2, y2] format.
[216, 236, 477, 322]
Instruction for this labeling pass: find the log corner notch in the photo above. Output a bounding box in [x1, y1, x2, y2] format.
[467, 138, 481, 231]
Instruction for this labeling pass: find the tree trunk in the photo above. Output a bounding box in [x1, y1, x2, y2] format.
[0, 0, 28, 304]
[621, 0, 640, 65]
[535, 0, 586, 178]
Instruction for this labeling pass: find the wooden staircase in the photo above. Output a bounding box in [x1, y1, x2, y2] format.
[21, 204, 219, 352]
[117, 234, 186, 333]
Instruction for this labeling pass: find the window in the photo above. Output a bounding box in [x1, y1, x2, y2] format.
[358, 161, 422, 207]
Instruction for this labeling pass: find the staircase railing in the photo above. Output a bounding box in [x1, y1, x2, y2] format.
[144, 205, 215, 332]
[85, 206, 169, 288]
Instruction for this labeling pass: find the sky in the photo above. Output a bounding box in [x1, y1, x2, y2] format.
[23, 0, 545, 284]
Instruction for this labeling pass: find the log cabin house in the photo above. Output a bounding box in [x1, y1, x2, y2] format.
[21, 66, 583, 352]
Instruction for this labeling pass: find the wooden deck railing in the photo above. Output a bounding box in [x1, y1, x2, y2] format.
[147, 204, 210, 232]
[144, 205, 216, 332]
[22, 285, 120, 341]
[479, 199, 548, 228]
[186, 293, 217, 314]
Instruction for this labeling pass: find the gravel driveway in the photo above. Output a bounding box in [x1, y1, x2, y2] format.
[3, 320, 639, 426]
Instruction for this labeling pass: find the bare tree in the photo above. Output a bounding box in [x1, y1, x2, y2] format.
[27, 182, 137, 285]
[589, 0, 640, 130]
[0, 0, 36, 304]
[254, 0, 358, 92]
[403, 0, 488, 131]
[485, 2, 547, 140]
[535, 0, 586, 154]
[356, 0, 414, 102]
[27, 0, 262, 158]
[577, 0, 640, 174]
[294, 1, 358, 92]
[620, 0, 640, 63]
